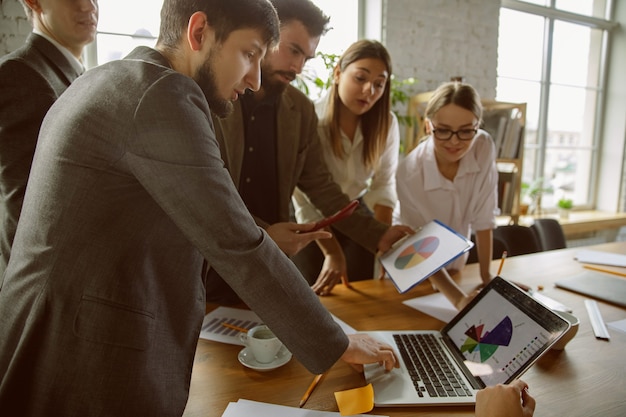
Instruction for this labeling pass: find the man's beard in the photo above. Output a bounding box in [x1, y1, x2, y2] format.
[260, 62, 295, 98]
[196, 53, 233, 118]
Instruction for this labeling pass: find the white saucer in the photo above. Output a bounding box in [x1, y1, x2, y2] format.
[238, 345, 292, 371]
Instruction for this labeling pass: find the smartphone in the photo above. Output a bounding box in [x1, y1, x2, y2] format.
[310, 200, 359, 232]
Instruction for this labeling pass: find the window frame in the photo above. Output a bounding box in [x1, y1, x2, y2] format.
[499, 0, 618, 211]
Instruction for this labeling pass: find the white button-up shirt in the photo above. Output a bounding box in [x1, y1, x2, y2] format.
[394, 130, 498, 271]
[293, 94, 400, 223]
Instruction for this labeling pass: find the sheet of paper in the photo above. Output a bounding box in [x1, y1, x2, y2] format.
[379, 220, 472, 293]
[607, 318, 626, 334]
[575, 250, 626, 267]
[200, 307, 357, 345]
[221, 399, 388, 417]
[200, 306, 263, 345]
[402, 292, 457, 323]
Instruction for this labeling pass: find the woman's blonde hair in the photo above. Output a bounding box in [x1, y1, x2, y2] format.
[425, 81, 483, 123]
[321, 39, 392, 169]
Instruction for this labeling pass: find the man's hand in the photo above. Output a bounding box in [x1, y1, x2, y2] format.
[376, 225, 415, 254]
[266, 222, 331, 256]
[311, 252, 347, 296]
[475, 380, 535, 417]
[340, 334, 399, 373]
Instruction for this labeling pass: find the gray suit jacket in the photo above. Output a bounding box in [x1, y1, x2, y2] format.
[0, 47, 348, 416]
[0, 33, 82, 283]
[213, 85, 388, 253]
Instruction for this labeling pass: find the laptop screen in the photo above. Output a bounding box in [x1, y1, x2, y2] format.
[441, 277, 569, 388]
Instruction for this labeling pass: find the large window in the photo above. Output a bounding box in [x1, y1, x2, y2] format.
[88, 0, 359, 71]
[497, 0, 615, 210]
[86, 0, 159, 68]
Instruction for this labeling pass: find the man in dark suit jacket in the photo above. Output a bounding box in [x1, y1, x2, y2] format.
[0, 0, 98, 282]
[0, 1, 398, 415]
[210, 0, 412, 298]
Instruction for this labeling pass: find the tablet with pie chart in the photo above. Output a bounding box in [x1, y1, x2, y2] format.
[380, 220, 473, 293]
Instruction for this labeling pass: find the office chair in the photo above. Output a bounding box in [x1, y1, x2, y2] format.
[530, 218, 567, 251]
[492, 225, 542, 257]
[466, 233, 510, 264]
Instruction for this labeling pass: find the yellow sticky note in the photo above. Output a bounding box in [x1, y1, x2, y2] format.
[334, 383, 374, 416]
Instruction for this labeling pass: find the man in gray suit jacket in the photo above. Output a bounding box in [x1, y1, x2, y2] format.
[0, 0, 98, 282]
[0, 1, 399, 416]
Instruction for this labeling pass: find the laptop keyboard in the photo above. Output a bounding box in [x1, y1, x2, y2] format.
[393, 334, 473, 398]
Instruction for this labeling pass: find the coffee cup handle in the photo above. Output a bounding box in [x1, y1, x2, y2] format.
[239, 333, 248, 345]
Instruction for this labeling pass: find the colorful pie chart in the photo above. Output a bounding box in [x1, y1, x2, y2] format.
[394, 236, 439, 270]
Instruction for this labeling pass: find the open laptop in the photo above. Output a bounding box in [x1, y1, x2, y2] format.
[364, 276, 570, 406]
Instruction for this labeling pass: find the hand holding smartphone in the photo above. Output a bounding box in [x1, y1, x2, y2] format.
[309, 200, 359, 232]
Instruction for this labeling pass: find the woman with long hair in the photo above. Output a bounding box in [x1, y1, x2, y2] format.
[292, 39, 399, 295]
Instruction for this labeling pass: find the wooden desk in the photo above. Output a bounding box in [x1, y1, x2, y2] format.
[184, 242, 626, 417]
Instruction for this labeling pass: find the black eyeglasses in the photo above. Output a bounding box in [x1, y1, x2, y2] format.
[430, 125, 478, 141]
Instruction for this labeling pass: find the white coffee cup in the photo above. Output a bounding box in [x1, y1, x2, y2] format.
[239, 325, 283, 363]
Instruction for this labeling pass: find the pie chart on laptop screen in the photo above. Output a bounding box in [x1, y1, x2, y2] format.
[394, 236, 439, 269]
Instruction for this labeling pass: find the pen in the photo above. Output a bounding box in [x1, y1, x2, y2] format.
[299, 373, 323, 408]
[221, 322, 249, 333]
[583, 264, 626, 278]
[497, 251, 507, 276]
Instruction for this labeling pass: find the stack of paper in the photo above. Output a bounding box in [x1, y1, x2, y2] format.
[221, 399, 388, 417]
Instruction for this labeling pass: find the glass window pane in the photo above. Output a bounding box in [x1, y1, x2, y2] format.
[555, 0, 608, 18]
[543, 148, 592, 207]
[551, 21, 602, 88]
[97, 0, 161, 37]
[545, 85, 596, 207]
[312, 0, 359, 55]
[497, 10, 545, 81]
[547, 85, 597, 147]
[96, 34, 157, 64]
[496, 78, 541, 145]
[518, 0, 550, 6]
[298, 0, 359, 99]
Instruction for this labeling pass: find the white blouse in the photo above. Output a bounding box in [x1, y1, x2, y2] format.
[394, 130, 499, 270]
[292, 93, 400, 223]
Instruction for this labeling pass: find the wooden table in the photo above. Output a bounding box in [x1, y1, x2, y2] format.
[184, 242, 626, 417]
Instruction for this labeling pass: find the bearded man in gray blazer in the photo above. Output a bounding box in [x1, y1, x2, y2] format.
[0, 1, 399, 416]
[0, 0, 98, 282]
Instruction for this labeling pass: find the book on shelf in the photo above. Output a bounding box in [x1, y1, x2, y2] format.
[481, 106, 524, 159]
[497, 163, 517, 215]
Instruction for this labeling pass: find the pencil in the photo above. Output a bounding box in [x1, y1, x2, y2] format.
[299, 373, 323, 408]
[497, 251, 508, 276]
[221, 322, 249, 333]
[583, 264, 626, 278]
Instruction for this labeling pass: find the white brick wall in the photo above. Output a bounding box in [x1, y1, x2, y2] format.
[0, 0, 30, 56]
[383, 0, 500, 100]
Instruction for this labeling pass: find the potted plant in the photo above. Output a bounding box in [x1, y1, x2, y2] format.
[521, 178, 553, 216]
[557, 198, 573, 219]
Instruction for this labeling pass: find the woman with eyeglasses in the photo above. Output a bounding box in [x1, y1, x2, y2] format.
[395, 81, 498, 309]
